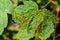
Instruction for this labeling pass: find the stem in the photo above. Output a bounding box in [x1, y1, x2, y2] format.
[41, 2, 51, 8]
[41, 0, 52, 8]
[52, 6, 59, 40]
[52, 28, 56, 40]
[51, 1, 59, 7]
[56, 34, 60, 38]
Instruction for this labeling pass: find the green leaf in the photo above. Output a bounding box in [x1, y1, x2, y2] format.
[0, 0, 13, 35]
[28, 10, 45, 33]
[12, 1, 58, 40]
[12, 1, 38, 40]
[0, 11, 8, 35]
[0, 0, 14, 34]
[40, 9, 58, 24]
[13, 27, 34, 40]
[0, 0, 14, 14]
[35, 19, 54, 40]
[35, 9, 57, 40]
[12, 1, 38, 24]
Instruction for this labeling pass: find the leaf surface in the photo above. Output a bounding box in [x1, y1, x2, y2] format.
[0, 11, 8, 35]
